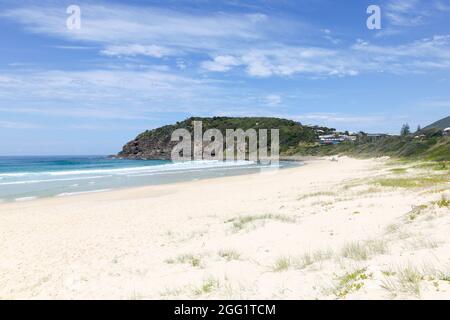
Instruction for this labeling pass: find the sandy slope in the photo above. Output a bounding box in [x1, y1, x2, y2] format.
[0, 157, 449, 299]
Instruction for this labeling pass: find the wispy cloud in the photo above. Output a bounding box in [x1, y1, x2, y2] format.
[3, 2, 450, 79]
[1, 4, 271, 52]
[264, 94, 282, 106]
[101, 44, 176, 58]
[385, 0, 424, 27]
[0, 120, 40, 129]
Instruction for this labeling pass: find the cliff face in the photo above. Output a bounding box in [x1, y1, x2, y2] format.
[118, 133, 175, 160]
[117, 117, 327, 160]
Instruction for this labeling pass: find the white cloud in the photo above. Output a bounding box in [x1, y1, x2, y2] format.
[0, 68, 223, 119]
[101, 44, 175, 58]
[385, 0, 424, 27]
[1, 4, 270, 52]
[2, 2, 450, 81]
[352, 36, 450, 71]
[201, 55, 241, 72]
[239, 47, 358, 77]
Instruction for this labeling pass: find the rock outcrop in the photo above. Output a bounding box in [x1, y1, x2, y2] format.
[117, 117, 326, 160]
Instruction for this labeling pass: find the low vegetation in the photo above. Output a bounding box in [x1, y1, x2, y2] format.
[373, 174, 449, 189]
[341, 240, 388, 261]
[273, 257, 292, 272]
[227, 214, 296, 231]
[193, 278, 220, 296]
[434, 195, 450, 208]
[381, 265, 424, 297]
[218, 249, 241, 261]
[289, 128, 449, 162]
[332, 268, 372, 298]
[165, 254, 203, 267]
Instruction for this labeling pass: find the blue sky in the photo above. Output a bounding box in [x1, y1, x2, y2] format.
[0, 0, 449, 155]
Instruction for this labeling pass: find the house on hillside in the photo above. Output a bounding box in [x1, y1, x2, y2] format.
[319, 134, 356, 145]
[444, 127, 450, 136]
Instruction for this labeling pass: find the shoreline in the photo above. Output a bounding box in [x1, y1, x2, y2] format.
[1, 156, 449, 299]
[0, 159, 308, 205]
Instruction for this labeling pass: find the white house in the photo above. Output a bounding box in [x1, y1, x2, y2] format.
[444, 127, 450, 136]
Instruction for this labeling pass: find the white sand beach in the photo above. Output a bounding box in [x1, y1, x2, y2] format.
[0, 157, 449, 299]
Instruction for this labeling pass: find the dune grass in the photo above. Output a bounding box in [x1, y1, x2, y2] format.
[406, 204, 428, 221]
[298, 191, 336, 200]
[273, 249, 334, 272]
[373, 174, 449, 189]
[381, 265, 424, 297]
[294, 249, 333, 269]
[218, 249, 241, 261]
[341, 240, 388, 261]
[273, 257, 292, 272]
[193, 278, 220, 296]
[434, 195, 450, 208]
[389, 168, 407, 174]
[332, 268, 371, 298]
[227, 214, 296, 231]
[165, 253, 203, 267]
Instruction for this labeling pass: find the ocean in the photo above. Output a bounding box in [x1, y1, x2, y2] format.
[0, 156, 300, 202]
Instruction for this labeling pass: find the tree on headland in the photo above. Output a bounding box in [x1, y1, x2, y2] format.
[416, 125, 421, 133]
[401, 123, 410, 136]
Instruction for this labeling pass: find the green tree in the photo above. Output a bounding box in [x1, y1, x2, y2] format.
[401, 123, 410, 136]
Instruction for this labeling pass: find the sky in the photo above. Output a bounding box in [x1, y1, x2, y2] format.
[0, 0, 449, 155]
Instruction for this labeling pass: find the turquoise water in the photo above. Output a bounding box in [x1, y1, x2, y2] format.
[0, 156, 299, 202]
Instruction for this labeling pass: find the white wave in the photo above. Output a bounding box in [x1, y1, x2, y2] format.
[0, 160, 255, 178]
[49, 160, 254, 176]
[127, 164, 268, 178]
[0, 175, 109, 186]
[15, 196, 37, 202]
[56, 189, 111, 197]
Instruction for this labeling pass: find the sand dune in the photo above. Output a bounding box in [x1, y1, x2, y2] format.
[0, 157, 449, 299]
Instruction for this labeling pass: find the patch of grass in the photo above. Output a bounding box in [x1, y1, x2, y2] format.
[407, 205, 428, 221]
[357, 186, 382, 195]
[193, 278, 220, 296]
[374, 174, 449, 189]
[385, 223, 400, 234]
[333, 268, 371, 298]
[165, 254, 203, 267]
[341, 242, 369, 260]
[439, 273, 450, 282]
[311, 200, 333, 207]
[298, 191, 336, 200]
[381, 270, 397, 277]
[434, 195, 450, 208]
[218, 249, 241, 261]
[227, 214, 296, 231]
[273, 257, 291, 272]
[414, 161, 448, 171]
[381, 265, 424, 297]
[397, 266, 424, 296]
[389, 168, 407, 174]
[274, 249, 334, 272]
[341, 240, 388, 261]
[294, 249, 333, 269]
